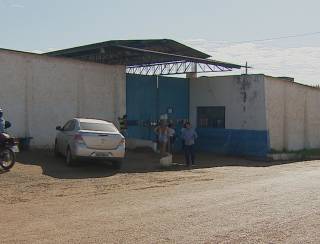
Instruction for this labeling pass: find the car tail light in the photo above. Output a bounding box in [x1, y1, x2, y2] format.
[74, 134, 85, 145]
[119, 138, 125, 146]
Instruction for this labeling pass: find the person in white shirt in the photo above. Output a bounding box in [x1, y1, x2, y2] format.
[154, 121, 169, 156]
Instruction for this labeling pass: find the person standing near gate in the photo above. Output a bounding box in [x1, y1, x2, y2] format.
[181, 122, 198, 168]
[154, 120, 169, 156]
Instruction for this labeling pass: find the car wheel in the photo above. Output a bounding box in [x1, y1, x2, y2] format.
[66, 147, 75, 166]
[112, 159, 123, 170]
[54, 140, 60, 157]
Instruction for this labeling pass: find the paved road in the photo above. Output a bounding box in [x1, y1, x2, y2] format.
[1, 151, 320, 243]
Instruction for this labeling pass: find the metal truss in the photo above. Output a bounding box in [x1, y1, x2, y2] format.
[126, 61, 234, 76]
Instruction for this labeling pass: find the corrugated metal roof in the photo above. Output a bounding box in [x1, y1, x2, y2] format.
[46, 39, 209, 59]
[45, 39, 242, 69]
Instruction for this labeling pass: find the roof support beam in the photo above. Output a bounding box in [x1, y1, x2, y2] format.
[126, 61, 233, 76]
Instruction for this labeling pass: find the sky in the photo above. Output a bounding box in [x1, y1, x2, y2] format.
[1, 0, 320, 85]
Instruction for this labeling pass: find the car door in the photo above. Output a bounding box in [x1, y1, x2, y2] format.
[64, 120, 77, 150]
[60, 120, 74, 155]
[56, 120, 71, 154]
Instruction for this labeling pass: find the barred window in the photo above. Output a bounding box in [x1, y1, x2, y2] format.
[197, 106, 225, 128]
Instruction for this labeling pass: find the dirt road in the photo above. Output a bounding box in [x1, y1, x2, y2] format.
[1, 150, 320, 243]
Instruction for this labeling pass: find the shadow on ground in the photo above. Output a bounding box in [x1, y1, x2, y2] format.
[16, 150, 118, 179]
[15, 149, 301, 180]
[0, 169, 9, 175]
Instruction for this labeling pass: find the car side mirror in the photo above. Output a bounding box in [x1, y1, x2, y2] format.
[4, 121, 11, 129]
[56, 126, 63, 131]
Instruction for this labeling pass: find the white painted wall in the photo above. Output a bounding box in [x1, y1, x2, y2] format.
[265, 76, 320, 151]
[0, 49, 126, 148]
[190, 74, 320, 152]
[190, 74, 267, 130]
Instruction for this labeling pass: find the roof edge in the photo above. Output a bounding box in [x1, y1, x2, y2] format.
[45, 38, 211, 59]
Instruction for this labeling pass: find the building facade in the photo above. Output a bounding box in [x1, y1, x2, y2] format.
[190, 74, 268, 157]
[190, 74, 320, 157]
[126, 73, 320, 158]
[1, 47, 320, 157]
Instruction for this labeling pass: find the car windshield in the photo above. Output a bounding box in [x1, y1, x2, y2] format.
[80, 122, 118, 132]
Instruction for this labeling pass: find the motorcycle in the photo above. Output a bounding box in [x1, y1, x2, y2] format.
[0, 122, 19, 170]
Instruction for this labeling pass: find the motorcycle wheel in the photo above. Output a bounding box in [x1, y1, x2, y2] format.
[0, 148, 15, 170]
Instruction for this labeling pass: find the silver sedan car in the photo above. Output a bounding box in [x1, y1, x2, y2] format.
[54, 118, 125, 168]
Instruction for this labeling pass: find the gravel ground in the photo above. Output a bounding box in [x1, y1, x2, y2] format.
[0, 150, 320, 243]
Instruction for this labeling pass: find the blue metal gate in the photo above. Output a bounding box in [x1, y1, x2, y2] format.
[126, 74, 189, 143]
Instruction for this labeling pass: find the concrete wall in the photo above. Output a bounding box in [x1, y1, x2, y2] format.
[265, 77, 320, 151]
[0, 49, 126, 148]
[189, 75, 269, 157]
[190, 74, 267, 130]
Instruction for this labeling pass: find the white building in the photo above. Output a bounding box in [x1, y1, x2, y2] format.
[0, 48, 125, 148]
[1, 39, 320, 158]
[190, 74, 320, 156]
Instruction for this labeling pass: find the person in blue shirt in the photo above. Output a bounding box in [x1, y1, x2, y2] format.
[181, 122, 198, 167]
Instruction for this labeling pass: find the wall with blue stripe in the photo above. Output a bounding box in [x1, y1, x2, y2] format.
[195, 128, 270, 158]
[126, 74, 271, 158]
